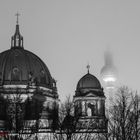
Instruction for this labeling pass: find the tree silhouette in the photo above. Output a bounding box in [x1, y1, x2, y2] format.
[108, 86, 140, 140]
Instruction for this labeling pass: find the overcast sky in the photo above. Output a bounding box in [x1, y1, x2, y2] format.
[0, 0, 140, 101]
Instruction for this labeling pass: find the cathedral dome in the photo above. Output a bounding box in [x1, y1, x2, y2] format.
[75, 65, 104, 97]
[76, 73, 101, 90]
[0, 20, 54, 90]
[0, 48, 53, 89]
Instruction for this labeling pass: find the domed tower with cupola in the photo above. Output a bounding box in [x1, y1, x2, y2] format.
[73, 65, 107, 133]
[0, 14, 59, 136]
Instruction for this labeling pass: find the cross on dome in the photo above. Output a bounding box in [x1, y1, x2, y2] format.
[86, 64, 90, 73]
[15, 12, 20, 25]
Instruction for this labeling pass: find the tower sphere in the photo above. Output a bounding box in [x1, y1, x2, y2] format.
[100, 49, 117, 89]
[100, 65, 117, 82]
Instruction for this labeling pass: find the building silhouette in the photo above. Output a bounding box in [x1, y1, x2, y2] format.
[0, 18, 107, 140]
[74, 68, 107, 133]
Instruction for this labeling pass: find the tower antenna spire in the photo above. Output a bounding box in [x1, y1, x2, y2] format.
[15, 12, 20, 25]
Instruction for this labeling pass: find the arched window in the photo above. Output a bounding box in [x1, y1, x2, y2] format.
[16, 36, 19, 46]
[11, 67, 20, 81]
[100, 100, 105, 116]
[87, 101, 97, 116]
[75, 101, 82, 116]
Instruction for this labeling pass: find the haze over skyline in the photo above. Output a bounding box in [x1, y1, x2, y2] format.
[0, 0, 140, 100]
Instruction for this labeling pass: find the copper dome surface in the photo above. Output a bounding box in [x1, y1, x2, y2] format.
[76, 73, 101, 90]
[75, 73, 104, 97]
[0, 47, 53, 89]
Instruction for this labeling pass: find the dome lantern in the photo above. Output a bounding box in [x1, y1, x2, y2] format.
[11, 13, 23, 48]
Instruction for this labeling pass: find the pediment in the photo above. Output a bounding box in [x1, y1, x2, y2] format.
[85, 92, 97, 97]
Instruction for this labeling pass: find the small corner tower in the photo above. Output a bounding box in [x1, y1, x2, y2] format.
[73, 65, 107, 133]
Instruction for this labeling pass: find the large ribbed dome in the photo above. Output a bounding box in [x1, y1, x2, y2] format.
[76, 73, 101, 90]
[0, 47, 53, 89]
[0, 21, 54, 90]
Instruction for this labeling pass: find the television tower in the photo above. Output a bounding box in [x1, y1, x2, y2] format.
[100, 49, 118, 108]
